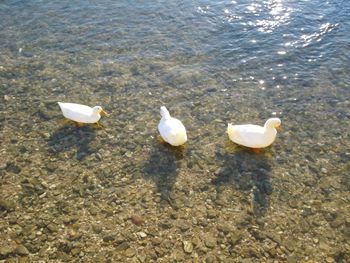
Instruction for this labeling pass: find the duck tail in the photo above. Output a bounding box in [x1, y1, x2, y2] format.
[227, 123, 237, 137]
[57, 102, 64, 109]
[160, 106, 171, 119]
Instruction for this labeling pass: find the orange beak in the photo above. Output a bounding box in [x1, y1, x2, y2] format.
[276, 124, 282, 131]
[100, 109, 108, 117]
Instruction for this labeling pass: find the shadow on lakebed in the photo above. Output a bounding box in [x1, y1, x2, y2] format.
[213, 142, 273, 216]
[47, 125, 97, 160]
[143, 139, 187, 206]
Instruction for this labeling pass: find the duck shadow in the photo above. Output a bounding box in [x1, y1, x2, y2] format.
[143, 140, 186, 207]
[213, 143, 273, 216]
[48, 125, 97, 160]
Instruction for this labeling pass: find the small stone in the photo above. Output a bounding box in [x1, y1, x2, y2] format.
[207, 209, 217, 219]
[151, 237, 162, 245]
[131, 214, 144, 226]
[205, 255, 217, 263]
[71, 248, 81, 256]
[68, 230, 82, 241]
[330, 216, 345, 228]
[4, 95, 10, 101]
[16, 245, 29, 256]
[103, 234, 115, 242]
[0, 198, 16, 211]
[125, 151, 133, 158]
[178, 222, 190, 232]
[284, 239, 295, 251]
[92, 224, 103, 234]
[204, 236, 216, 248]
[319, 241, 331, 251]
[47, 223, 59, 233]
[217, 224, 232, 234]
[5, 162, 21, 174]
[138, 254, 147, 263]
[286, 253, 298, 263]
[89, 206, 99, 216]
[266, 232, 282, 245]
[124, 247, 135, 257]
[183, 241, 193, 254]
[198, 218, 208, 227]
[137, 232, 147, 238]
[95, 153, 102, 161]
[56, 251, 71, 261]
[159, 221, 172, 229]
[229, 232, 242, 246]
[192, 236, 201, 247]
[115, 242, 129, 251]
[288, 199, 298, 209]
[0, 243, 16, 258]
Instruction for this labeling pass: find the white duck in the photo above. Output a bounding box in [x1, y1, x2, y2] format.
[58, 102, 108, 125]
[158, 106, 187, 146]
[227, 118, 281, 148]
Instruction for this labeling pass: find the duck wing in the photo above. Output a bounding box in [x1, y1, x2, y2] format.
[234, 124, 266, 147]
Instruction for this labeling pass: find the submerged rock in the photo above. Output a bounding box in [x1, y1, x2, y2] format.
[0, 241, 16, 259]
[0, 198, 16, 211]
[124, 247, 136, 257]
[204, 235, 217, 249]
[130, 214, 144, 226]
[183, 241, 193, 254]
[16, 244, 29, 256]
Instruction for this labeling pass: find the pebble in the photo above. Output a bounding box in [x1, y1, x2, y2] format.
[47, 223, 59, 233]
[229, 232, 242, 246]
[92, 224, 103, 234]
[205, 255, 217, 263]
[115, 242, 129, 251]
[16, 244, 29, 256]
[286, 253, 298, 263]
[0, 198, 16, 211]
[178, 222, 190, 232]
[207, 209, 217, 219]
[217, 223, 232, 234]
[204, 236, 217, 248]
[102, 233, 115, 242]
[0, 243, 16, 258]
[137, 232, 147, 238]
[183, 241, 193, 254]
[124, 247, 136, 257]
[131, 214, 144, 226]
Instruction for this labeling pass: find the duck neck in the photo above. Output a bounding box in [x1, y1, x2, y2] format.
[160, 106, 171, 120]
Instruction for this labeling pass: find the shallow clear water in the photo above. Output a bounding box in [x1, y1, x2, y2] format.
[0, 0, 349, 262]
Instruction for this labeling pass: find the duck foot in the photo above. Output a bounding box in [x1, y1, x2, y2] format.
[250, 148, 263, 154]
[75, 122, 84, 128]
[158, 136, 166, 144]
[62, 118, 73, 125]
[92, 122, 104, 129]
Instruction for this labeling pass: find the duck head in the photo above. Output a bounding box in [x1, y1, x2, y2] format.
[92, 106, 108, 117]
[160, 106, 171, 119]
[264, 118, 281, 130]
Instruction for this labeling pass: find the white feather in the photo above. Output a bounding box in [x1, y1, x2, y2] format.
[158, 106, 187, 146]
[58, 102, 101, 123]
[227, 118, 281, 148]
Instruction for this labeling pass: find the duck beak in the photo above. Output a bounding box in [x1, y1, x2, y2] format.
[100, 109, 109, 117]
[276, 124, 282, 131]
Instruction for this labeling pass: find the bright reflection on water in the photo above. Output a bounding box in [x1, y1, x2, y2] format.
[0, 0, 349, 262]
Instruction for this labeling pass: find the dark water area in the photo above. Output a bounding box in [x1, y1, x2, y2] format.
[0, 0, 349, 262]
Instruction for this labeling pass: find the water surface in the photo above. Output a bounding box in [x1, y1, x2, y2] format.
[1, 0, 349, 262]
